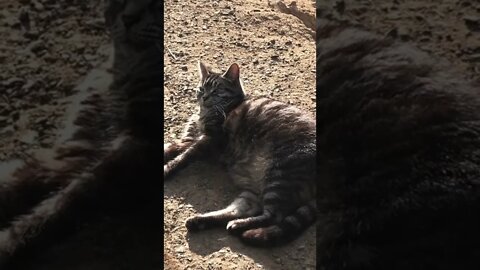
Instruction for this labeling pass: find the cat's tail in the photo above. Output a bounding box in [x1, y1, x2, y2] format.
[239, 199, 317, 247]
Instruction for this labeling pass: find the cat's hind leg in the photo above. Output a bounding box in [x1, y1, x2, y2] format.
[238, 200, 316, 246]
[185, 190, 262, 231]
[226, 180, 317, 246]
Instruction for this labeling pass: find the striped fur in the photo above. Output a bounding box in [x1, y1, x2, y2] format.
[0, 0, 162, 266]
[316, 12, 480, 270]
[164, 62, 317, 246]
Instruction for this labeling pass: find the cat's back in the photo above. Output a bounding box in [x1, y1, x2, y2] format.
[224, 96, 316, 144]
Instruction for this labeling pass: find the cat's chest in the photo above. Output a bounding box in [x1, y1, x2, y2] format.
[222, 141, 272, 192]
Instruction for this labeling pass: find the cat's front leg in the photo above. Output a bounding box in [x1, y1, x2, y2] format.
[164, 140, 194, 164]
[164, 135, 212, 179]
[164, 113, 202, 164]
[185, 190, 261, 231]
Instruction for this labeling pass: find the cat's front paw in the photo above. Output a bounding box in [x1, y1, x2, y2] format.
[164, 143, 178, 164]
[226, 219, 252, 236]
[185, 216, 207, 232]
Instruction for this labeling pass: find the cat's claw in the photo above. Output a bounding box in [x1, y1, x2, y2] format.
[226, 219, 248, 235]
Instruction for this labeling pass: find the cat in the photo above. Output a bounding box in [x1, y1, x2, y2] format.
[164, 61, 317, 246]
[316, 10, 480, 270]
[0, 0, 162, 267]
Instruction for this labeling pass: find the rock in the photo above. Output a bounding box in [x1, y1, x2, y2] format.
[175, 246, 185, 253]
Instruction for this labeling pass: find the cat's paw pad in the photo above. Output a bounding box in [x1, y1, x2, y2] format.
[185, 216, 207, 232]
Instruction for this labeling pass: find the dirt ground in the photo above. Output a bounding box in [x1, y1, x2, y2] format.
[320, 0, 480, 80]
[0, 0, 109, 161]
[163, 0, 316, 269]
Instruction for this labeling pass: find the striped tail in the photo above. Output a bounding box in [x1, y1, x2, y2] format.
[240, 200, 317, 247]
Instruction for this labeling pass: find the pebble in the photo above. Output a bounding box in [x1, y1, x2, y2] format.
[175, 246, 186, 253]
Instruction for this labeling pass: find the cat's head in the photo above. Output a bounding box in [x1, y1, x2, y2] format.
[104, 0, 161, 46]
[196, 62, 246, 135]
[104, 0, 162, 83]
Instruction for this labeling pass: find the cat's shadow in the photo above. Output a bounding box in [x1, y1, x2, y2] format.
[164, 160, 316, 269]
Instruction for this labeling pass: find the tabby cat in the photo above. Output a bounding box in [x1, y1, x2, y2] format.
[316, 11, 480, 270]
[164, 62, 317, 246]
[0, 0, 162, 267]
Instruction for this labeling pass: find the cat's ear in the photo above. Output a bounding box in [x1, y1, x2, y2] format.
[223, 63, 240, 82]
[198, 61, 210, 81]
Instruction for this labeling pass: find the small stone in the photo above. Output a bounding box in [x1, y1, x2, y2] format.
[175, 246, 185, 253]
